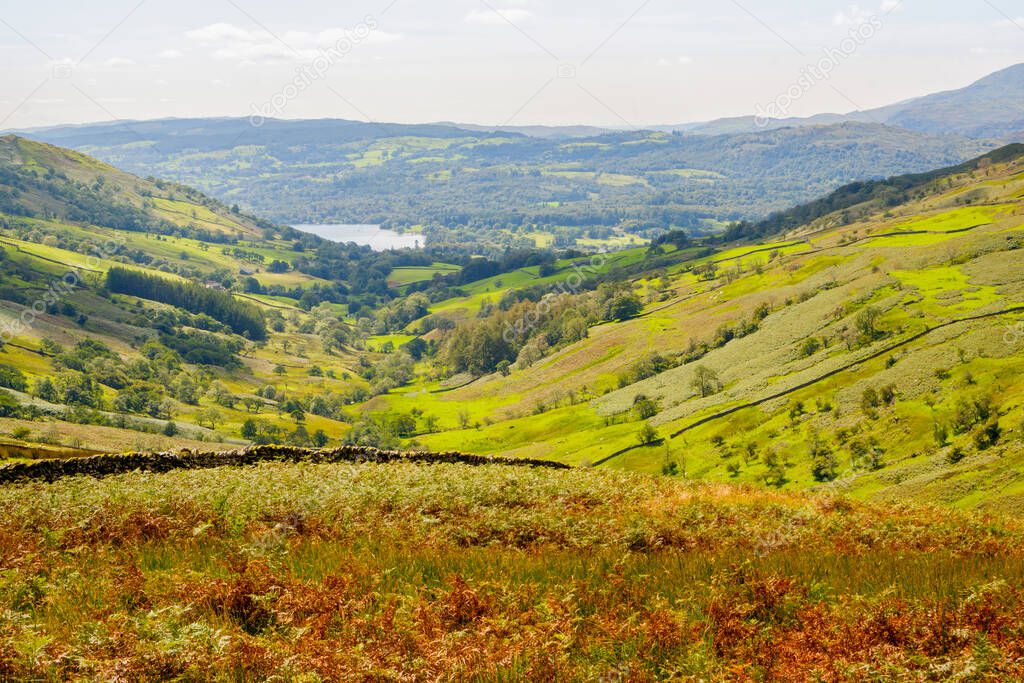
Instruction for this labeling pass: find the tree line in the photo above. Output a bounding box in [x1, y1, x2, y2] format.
[106, 267, 267, 340]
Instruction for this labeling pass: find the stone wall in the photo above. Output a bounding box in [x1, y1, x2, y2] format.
[0, 445, 570, 485]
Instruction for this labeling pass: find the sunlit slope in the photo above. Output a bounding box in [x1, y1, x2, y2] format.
[398, 153, 1024, 513]
[0, 135, 266, 238]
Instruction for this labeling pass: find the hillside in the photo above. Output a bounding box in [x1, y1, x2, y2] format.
[0, 136, 1021, 517]
[0, 135, 267, 239]
[16, 118, 991, 239]
[360, 146, 1024, 515]
[0, 457, 1021, 679]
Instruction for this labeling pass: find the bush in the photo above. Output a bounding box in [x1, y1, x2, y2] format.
[974, 421, 1002, 451]
[0, 364, 27, 392]
[798, 337, 821, 358]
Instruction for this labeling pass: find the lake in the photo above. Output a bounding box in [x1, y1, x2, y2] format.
[292, 224, 424, 251]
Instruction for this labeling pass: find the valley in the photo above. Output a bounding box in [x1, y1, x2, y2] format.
[0, 133, 1020, 515]
[4, 1, 1024, 676]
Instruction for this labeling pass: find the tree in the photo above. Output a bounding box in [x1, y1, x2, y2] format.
[170, 375, 200, 405]
[242, 397, 263, 413]
[267, 259, 290, 273]
[638, 423, 660, 445]
[208, 382, 237, 409]
[53, 372, 103, 408]
[694, 262, 719, 281]
[241, 418, 283, 444]
[0, 364, 27, 391]
[633, 395, 659, 420]
[810, 445, 839, 482]
[312, 429, 329, 447]
[690, 366, 722, 398]
[855, 306, 882, 341]
[604, 293, 643, 321]
[423, 414, 439, 433]
[197, 407, 222, 430]
[0, 389, 20, 417]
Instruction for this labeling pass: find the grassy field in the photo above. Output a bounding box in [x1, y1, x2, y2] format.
[386, 263, 461, 288]
[0, 460, 1021, 680]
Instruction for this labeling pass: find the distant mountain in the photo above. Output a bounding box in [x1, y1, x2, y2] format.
[867, 63, 1024, 138]
[665, 63, 1024, 141]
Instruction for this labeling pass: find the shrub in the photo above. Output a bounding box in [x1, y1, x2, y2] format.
[798, 337, 821, 358]
[974, 421, 1002, 451]
[952, 396, 993, 435]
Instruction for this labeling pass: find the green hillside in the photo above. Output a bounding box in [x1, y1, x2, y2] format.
[0, 136, 1021, 517]
[369, 149, 1024, 515]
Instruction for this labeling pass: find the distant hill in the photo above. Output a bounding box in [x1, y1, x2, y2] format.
[671, 63, 1024, 141]
[869, 62, 1024, 138]
[13, 119, 993, 233]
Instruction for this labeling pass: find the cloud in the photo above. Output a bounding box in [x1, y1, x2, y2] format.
[656, 55, 694, 67]
[464, 8, 534, 25]
[833, 5, 872, 27]
[158, 49, 183, 59]
[994, 17, 1024, 29]
[103, 57, 135, 67]
[185, 22, 403, 63]
[969, 46, 1011, 55]
[833, 1, 897, 27]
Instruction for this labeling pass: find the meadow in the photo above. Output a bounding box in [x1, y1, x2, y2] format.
[0, 460, 1021, 680]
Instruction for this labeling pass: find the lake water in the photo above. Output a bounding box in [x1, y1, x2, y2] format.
[292, 224, 424, 251]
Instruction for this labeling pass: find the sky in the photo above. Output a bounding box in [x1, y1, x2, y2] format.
[1, 0, 1022, 130]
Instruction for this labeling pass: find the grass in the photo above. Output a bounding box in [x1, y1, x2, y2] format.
[0, 460, 1021, 680]
[386, 263, 460, 287]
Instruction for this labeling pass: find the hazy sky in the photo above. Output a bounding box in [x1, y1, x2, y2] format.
[1, 0, 1022, 129]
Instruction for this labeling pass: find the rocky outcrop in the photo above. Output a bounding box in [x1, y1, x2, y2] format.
[0, 445, 570, 485]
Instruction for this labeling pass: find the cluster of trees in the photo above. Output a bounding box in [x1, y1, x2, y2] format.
[106, 267, 267, 340]
[437, 277, 651, 377]
[240, 418, 329, 447]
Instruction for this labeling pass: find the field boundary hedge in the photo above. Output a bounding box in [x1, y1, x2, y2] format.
[0, 444, 570, 485]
